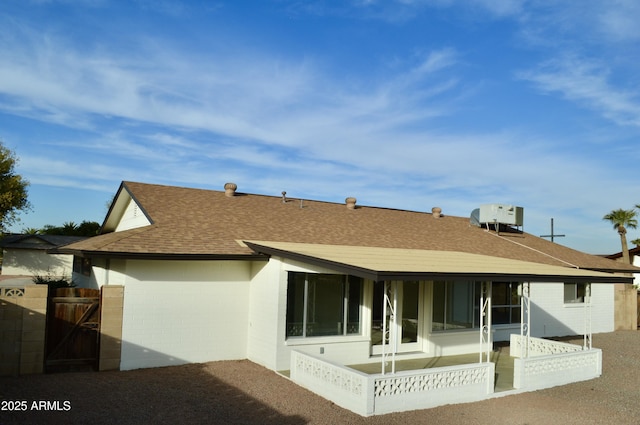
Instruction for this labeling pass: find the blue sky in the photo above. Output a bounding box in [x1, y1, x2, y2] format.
[2, 0, 640, 254]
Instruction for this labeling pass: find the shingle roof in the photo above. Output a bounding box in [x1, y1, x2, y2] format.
[60, 181, 638, 275]
[1, 234, 88, 250]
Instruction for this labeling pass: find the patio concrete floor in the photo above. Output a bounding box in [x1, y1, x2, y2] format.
[347, 343, 515, 392]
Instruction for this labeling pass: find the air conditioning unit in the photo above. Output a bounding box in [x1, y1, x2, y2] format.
[479, 204, 524, 227]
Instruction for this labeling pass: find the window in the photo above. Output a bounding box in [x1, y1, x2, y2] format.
[492, 282, 521, 325]
[564, 283, 587, 304]
[286, 272, 363, 338]
[73, 256, 92, 277]
[432, 281, 479, 331]
[432, 281, 522, 331]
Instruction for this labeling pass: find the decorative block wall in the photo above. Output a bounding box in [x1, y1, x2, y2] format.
[0, 285, 48, 376]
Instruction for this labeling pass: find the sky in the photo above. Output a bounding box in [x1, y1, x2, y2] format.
[2, 0, 640, 255]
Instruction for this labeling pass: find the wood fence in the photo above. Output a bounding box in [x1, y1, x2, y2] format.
[45, 287, 101, 372]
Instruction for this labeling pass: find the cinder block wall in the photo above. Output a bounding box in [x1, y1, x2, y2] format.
[99, 285, 124, 371]
[614, 283, 637, 330]
[0, 285, 48, 376]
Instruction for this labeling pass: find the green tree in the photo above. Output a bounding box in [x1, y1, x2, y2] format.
[40, 220, 100, 236]
[21, 227, 41, 234]
[76, 220, 100, 236]
[61, 221, 78, 235]
[603, 208, 638, 264]
[0, 142, 30, 232]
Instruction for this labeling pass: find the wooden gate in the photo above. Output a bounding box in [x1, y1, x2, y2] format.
[45, 287, 101, 373]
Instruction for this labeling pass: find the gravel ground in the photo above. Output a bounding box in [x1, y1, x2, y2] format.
[1, 331, 638, 425]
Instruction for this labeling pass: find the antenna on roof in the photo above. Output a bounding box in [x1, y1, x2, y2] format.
[540, 218, 566, 243]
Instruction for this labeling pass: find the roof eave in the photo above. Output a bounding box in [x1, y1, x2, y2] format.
[51, 248, 269, 262]
[244, 241, 634, 284]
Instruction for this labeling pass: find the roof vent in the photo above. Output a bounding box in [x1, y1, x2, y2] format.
[431, 207, 442, 218]
[224, 182, 237, 197]
[345, 197, 357, 210]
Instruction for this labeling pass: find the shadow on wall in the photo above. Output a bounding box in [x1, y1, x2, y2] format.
[530, 300, 592, 338]
[2, 250, 70, 276]
[0, 298, 308, 425]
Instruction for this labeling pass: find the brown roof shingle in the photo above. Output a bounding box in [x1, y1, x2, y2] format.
[61, 181, 637, 274]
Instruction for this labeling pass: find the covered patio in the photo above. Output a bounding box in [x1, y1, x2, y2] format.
[246, 241, 631, 416]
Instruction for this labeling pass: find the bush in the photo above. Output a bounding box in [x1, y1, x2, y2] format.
[32, 274, 75, 290]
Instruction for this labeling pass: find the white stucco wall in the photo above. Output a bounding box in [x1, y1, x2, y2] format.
[1, 249, 73, 277]
[115, 259, 251, 370]
[115, 198, 151, 231]
[529, 282, 614, 337]
[246, 259, 281, 369]
[81, 251, 618, 372]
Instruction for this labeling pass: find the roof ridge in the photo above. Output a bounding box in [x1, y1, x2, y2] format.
[124, 180, 453, 216]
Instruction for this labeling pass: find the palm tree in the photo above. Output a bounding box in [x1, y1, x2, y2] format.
[603, 208, 638, 264]
[61, 221, 78, 236]
[21, 227, 41, 234]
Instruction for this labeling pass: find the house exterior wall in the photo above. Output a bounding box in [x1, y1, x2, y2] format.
[108, 259, 251, 370]
[529, 283, 614, 337]
[76, 253, 619, 373]
[246, 259, 281, 369]
[2, 249, 73, 277]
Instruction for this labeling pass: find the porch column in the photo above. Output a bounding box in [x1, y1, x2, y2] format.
[584, 283, 592, 350]
[381, 281, 397, 375]
[479, 281, 492, 363]
[520, 282, 531, 358]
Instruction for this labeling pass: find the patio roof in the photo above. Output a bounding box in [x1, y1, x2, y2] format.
[244, 240, 634, 284]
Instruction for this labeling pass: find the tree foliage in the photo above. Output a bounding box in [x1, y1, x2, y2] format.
[603, 208, 638, 264]
[603, 208, 638, 231]
[0, 142, 30, 232]
[39, 220, 101, 236]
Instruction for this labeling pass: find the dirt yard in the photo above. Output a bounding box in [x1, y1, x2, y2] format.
[1, 331, 639, 425]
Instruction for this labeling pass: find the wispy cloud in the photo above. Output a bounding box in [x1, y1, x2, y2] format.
[0, 18, 465, 149]
[519, 56, 640, 127]
[591, 0, 640, 42]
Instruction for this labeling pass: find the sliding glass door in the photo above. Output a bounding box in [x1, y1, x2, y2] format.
[371, 281, 422, 354]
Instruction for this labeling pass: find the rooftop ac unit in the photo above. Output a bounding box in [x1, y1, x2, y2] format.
[478, 204, 524, 227]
